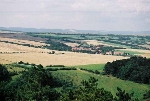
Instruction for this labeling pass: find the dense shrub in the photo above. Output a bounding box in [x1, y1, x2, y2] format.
[0, 64, 11, 82]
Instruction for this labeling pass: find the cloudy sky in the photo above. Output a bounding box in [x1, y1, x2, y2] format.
[0, 0, 150, 31]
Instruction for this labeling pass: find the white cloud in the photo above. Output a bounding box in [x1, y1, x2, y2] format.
[145, 18, 150, 23]
[0, 0, 150, 31]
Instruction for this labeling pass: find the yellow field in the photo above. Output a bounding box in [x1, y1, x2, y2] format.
[140, 53, 150, 58]
[0, 37, 128, 66]
[3, 37, 150, 66]
[0, 37, 49, 46]
[117, 49, 150, 54]
[83, 40, 100, 45]
[139, 45, 150, 49]
[0, 52, 128, 66]
[0, 40, 52, 53]
[64, 42, 79, 47]
[83, 40, 113, 46]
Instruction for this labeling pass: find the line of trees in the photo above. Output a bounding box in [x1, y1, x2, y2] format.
[80, 68, 100, 74]
[46, 67, 77, 71]
[45, 39, 72, 51]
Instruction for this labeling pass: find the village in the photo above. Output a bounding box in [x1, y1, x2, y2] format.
[71, 43, 129, 56]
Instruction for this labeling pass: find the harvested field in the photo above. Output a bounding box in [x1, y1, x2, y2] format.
[0, 33, 47, 41]
[139, 45, 150, 49]
[146, 42, 150, 44]
[83, 40, 100, 45]
[83, 40, 110, 46]
[0, 42, 52, 53]
[0, 52, 128, 66]
[64, 42, 79, 47]
[140, 53, 150, 58]
[0, 37, 49, 46]
[0, 38, 128, 66]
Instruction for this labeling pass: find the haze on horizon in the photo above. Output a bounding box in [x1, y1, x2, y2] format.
[0, 0, 150, 31]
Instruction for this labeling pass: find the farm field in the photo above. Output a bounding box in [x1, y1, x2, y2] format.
[0, 32, 150, 100]
[117, 49, 150, 54]
[0, 36, 129, 66]
[113, 48, 150, 58]
[1, 33, 150, 66]
[0, 37, 47, 46]
[83, 40, 112, 46]
[141, 53, 150, 58]
[0, 52, 128, 66]
[64, 42, 79, 47]
[0, 41, 51, 53]
[75, 64, 105, 70]
[99, 41, 131, 48]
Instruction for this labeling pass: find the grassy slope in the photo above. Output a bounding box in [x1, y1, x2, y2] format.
[74, 64, 105, 72]
[52, 64, 150, 100]
[5, 63, 150, 100]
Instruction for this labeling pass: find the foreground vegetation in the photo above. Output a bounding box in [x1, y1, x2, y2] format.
[0, 64, 140, 101]
[104, 56, 150, 84]
[0, 58, 150, 100]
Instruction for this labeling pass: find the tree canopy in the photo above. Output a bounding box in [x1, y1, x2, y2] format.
[104, 56, 150, 84]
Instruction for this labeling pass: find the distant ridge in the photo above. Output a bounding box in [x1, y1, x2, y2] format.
[0, 27, 150, 34]
[0, 27, 102, 34]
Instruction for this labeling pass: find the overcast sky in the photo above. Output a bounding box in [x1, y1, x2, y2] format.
[0, 0, 150, 31]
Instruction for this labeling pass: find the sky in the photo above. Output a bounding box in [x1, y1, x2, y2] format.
[0, 0, 150, 31]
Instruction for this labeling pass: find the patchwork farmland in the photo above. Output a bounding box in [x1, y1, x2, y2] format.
[0, 31, 150, 100]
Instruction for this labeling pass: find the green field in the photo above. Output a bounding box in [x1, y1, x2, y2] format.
[74, 64, 105, 72]
[32, 33, 85, 40]
[99, 41, 131, 48]
[51, 64, 150, 100]
[116, 49, 144, 55]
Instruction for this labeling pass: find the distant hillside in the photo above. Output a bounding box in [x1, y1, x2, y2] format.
[0, 27, 102, 34]
[0, 27, 150, 34]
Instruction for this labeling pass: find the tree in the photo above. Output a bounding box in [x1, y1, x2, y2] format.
[104, 56, 150, 84]
[143, 90, 150, 100]
[0, 64, 11, 82]
[52, 51, 55, 54]
[1, 65, 60, 101]
[60, 77, 113, 101]
[114, 87, 138, 101]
